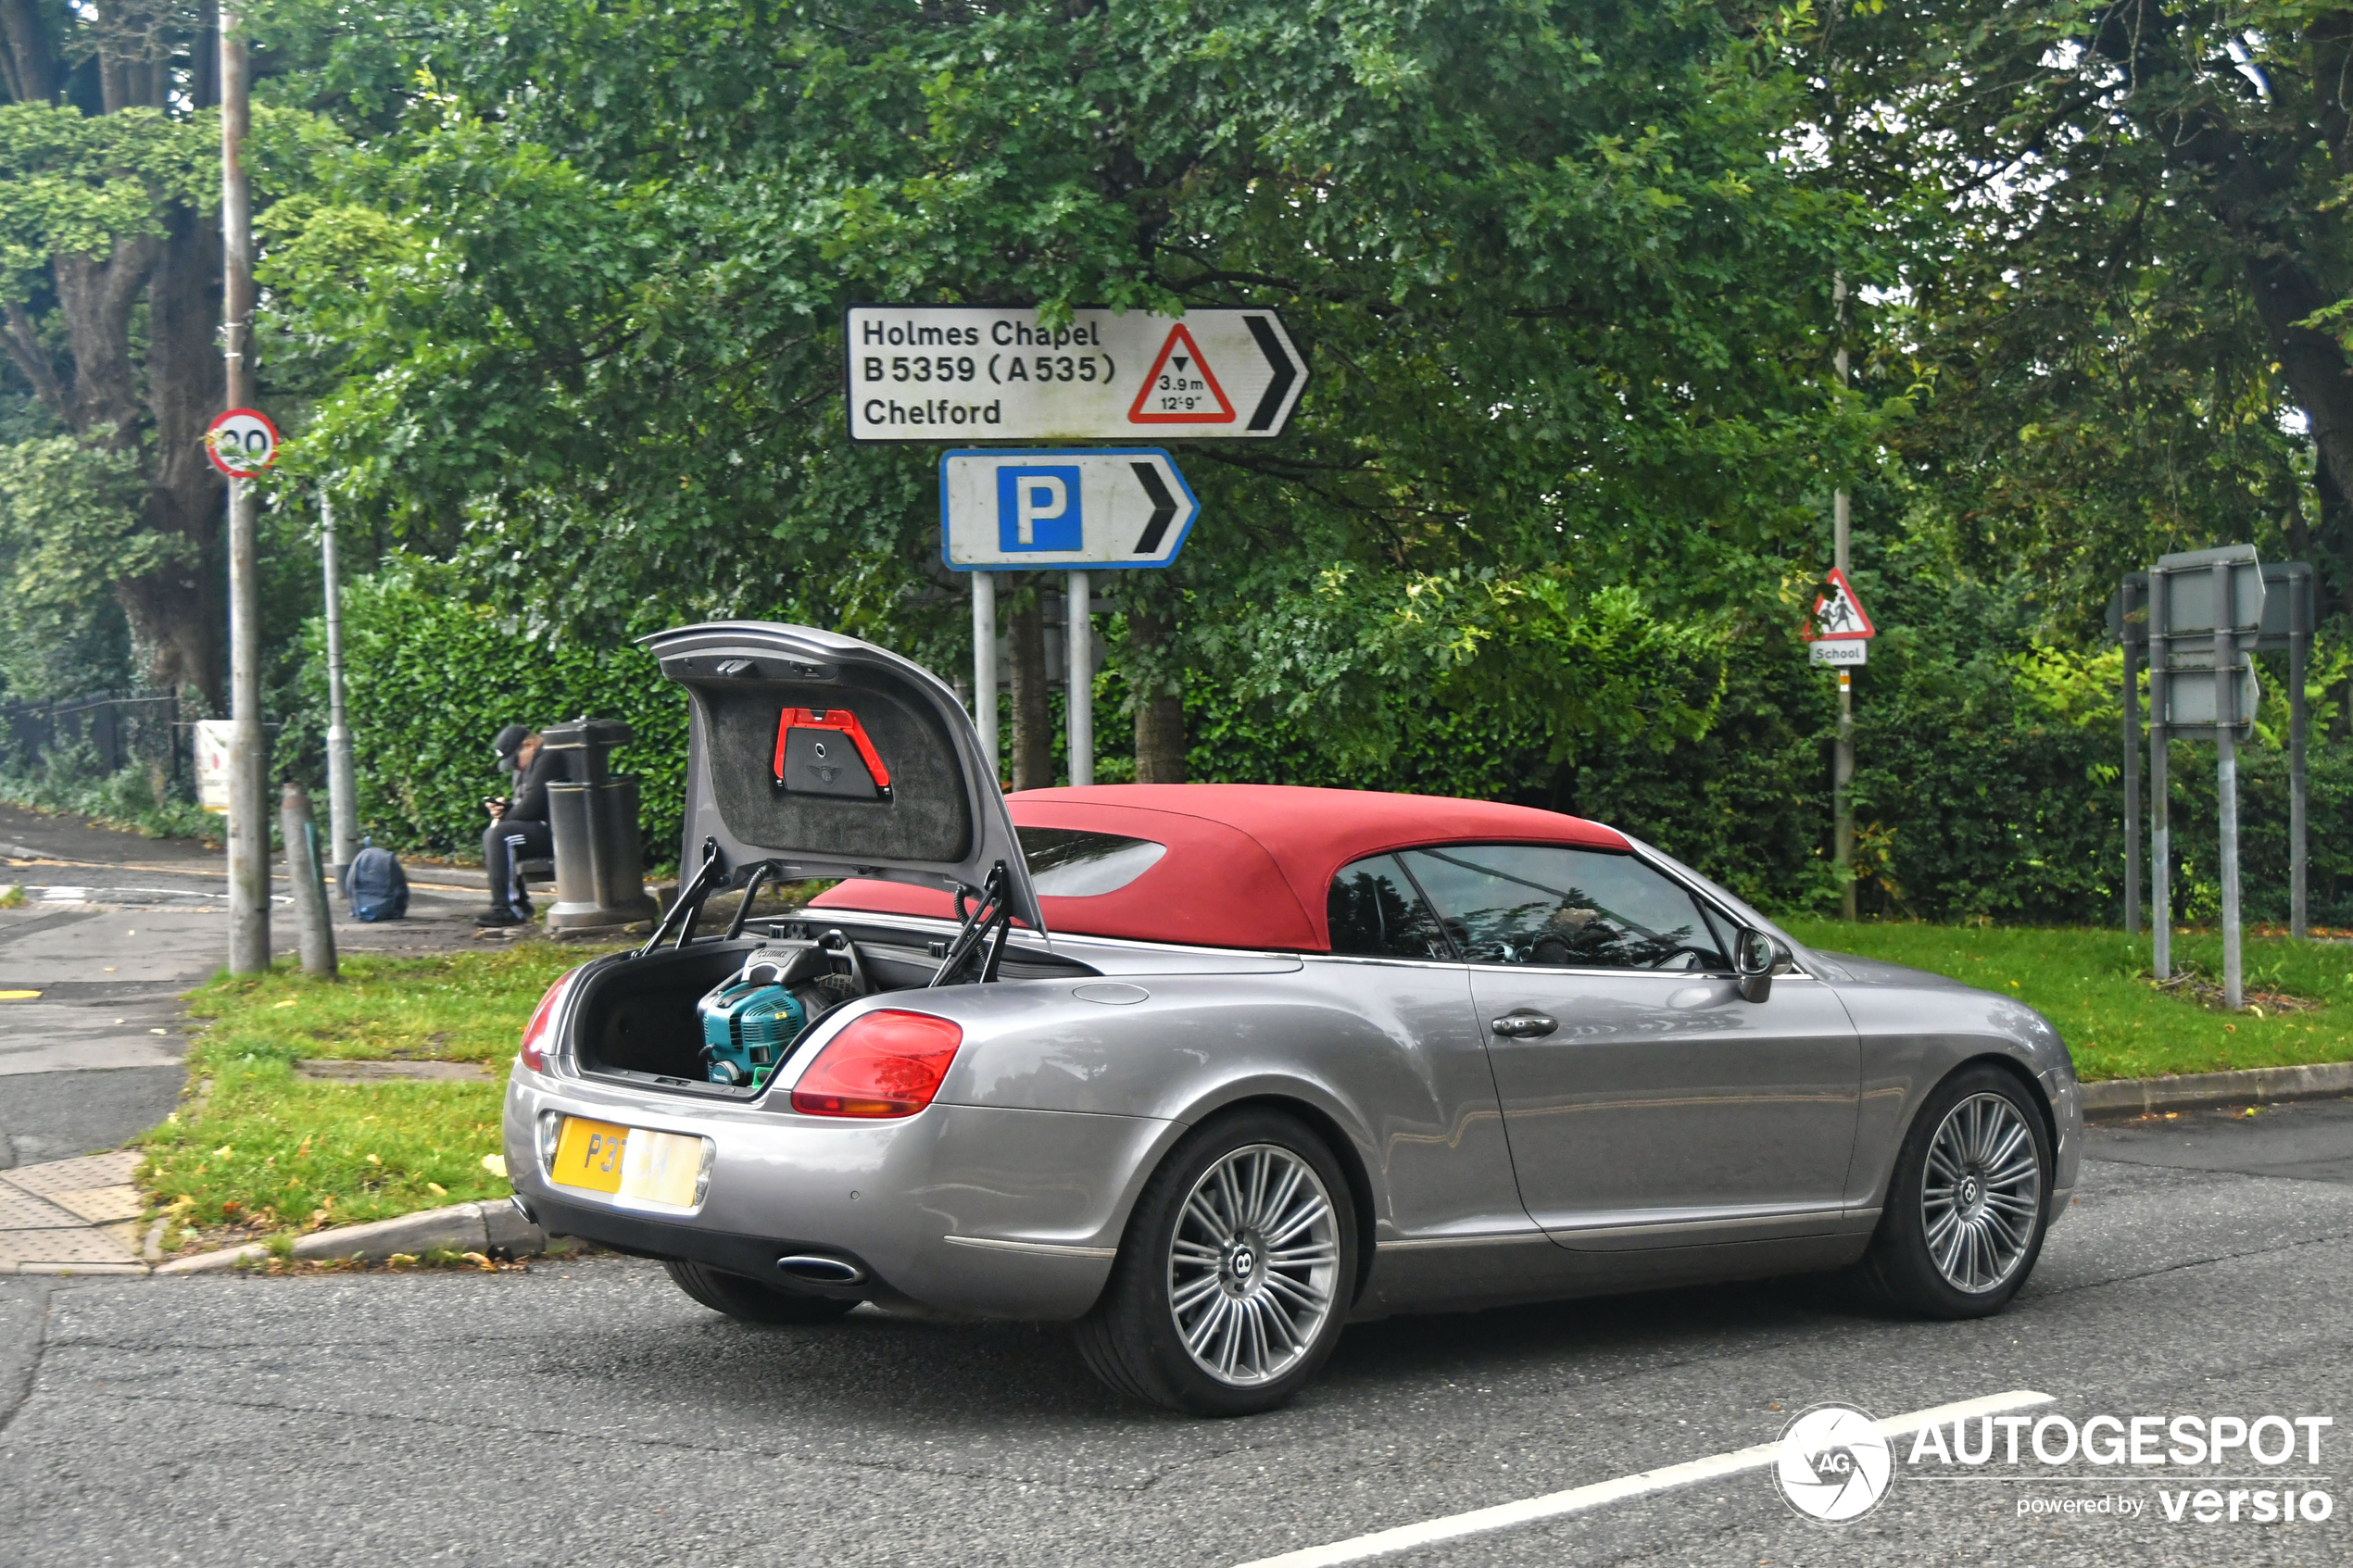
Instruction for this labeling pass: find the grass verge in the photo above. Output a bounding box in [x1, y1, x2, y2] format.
[141, 944, 609, 1249]
[1783, 920, 2353, 1083]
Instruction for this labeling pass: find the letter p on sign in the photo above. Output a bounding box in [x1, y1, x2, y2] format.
[998, 466, 1082, 551]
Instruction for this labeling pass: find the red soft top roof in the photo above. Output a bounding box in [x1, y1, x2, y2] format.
[805, 784, 1628, 951]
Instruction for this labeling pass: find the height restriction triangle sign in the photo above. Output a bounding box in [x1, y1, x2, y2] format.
[1805, 568, 1877, 641]
[1129, 324, 1236, 424]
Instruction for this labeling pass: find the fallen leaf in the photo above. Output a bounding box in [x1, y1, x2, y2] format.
[213, 1146, 233, 1159]
[364, 1153, 381, 1165]
[481, 1153, 509, 1178]
[426, 1182, 447, 1197]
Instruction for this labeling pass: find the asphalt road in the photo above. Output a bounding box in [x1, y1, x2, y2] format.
[2, 1098, 2349, 1567]
[5, 806, 2347, 1563]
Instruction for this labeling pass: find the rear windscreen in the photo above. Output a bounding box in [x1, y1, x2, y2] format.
[1017, 828, 1167, 897]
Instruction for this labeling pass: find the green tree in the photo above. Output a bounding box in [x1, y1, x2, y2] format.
[253, 0, 1886, 796]
[1834, 2, 2353, 628]
[0, 4, 227, 700]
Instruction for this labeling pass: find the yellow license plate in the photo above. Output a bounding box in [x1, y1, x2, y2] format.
[550, 1117, 708, 1209]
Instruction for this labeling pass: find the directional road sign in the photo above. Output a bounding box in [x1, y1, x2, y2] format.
[849, 307, 1306, 442]
[939, 448, 1199, 570]
[205, 407, 280, 479]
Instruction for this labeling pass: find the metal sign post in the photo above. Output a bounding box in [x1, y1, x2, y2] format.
[319, 487, 359, 877]
[2285, 565, 2311, 935]
[1801, 567, 1876, 917]
[971, 571, 999, 782]
[2212, 558, 2244, 1010]
[2142, 546, 2266, 1004]
[2110, 573, 2146, 934]
[2251, 561, 2316, 938]
[2148, 575, 2171, 980]
[1066, 571, 1093, 786]
[849, 307, 1306, 442]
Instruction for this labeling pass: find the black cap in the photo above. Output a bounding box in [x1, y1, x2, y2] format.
[492, 724, 530, 773]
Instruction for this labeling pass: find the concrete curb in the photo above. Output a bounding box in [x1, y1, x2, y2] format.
[155, 1199, 547, 1274]
[2081, 1060, 2353, 1119]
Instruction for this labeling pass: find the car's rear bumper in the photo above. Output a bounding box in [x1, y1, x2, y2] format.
[502, 1067, 1171, 1320]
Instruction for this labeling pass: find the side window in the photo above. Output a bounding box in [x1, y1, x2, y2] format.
[1400, 845, 1728, 972]
[1326, 854, 1453, 960]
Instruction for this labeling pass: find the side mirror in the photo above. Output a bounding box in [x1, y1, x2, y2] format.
[1732, 928, 1780, 1003]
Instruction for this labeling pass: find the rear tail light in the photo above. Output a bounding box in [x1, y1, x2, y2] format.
[790, 1010, 963, 1118]
[518, 968, 584, 1073]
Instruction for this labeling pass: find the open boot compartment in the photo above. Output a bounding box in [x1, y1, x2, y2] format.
[570, 942, 772, 1095]
[568, 935, 878, 1098]
[567, 917, 1102, 1099]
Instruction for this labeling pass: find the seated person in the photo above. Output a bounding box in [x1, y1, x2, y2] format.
[480, 725, 560, 925]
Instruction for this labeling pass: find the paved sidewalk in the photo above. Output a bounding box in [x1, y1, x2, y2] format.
[0, 1151, 145, 1275]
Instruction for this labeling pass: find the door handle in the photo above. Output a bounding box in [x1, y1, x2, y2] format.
[1491, 1011, 1557, 1039]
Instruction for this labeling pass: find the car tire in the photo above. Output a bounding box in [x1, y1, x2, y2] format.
[1860, 1064, 2053, 1319]
[1076, 1109, 1359, 1416]
[663, 1259, 859, 1324]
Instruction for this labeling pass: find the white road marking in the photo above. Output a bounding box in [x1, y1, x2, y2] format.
[1230, 1388, 2056, 1568]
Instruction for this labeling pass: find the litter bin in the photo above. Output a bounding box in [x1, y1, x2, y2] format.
[540, 716, 658, 932]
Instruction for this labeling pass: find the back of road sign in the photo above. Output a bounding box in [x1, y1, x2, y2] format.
[2154, 545, 2265, 636]
[940, 448, 1200, 570]
[849, 307, 1306, 442]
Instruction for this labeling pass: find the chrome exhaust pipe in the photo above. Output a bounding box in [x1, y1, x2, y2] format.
[776, 1253, 866, 1285]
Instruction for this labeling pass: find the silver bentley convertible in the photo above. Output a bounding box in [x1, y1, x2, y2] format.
[502, 621, 2082, 1415]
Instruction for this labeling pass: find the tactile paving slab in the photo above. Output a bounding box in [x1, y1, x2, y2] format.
[0, 1150, 147, 1271]
[1, 1150, 141, 1199]
[0, 1184, 87, 1232]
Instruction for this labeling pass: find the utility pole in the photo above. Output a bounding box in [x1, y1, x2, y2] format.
[1832, 273, 1856, 921]
[220, 3, 269, 973]
[320, 488, 359, 877]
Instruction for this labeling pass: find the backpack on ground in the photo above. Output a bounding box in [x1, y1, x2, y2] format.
[345, 844, 409, 922]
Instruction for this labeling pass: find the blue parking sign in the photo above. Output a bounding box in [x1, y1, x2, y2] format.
[940, 448, 1198, 570]
[997, 465, 1083, 552]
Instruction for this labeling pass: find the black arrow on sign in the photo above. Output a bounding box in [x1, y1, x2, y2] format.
[1131, 462, 1179, 555]
[1243, 314, 1298, 432]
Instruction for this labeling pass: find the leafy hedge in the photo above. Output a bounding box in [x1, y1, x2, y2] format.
[306, 557, 2352, 924]
[306, 558, 689, 867]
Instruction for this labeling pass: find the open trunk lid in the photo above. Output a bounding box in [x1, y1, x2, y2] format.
[644, 621, 1042, 931]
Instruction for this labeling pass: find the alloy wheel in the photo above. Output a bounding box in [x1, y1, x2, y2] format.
[1166, 1142, 1342, 1386]
[1920, 1092, 2043, 1293]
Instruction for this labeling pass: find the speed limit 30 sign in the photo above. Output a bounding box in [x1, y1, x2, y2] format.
[206, 408, 281, 479]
